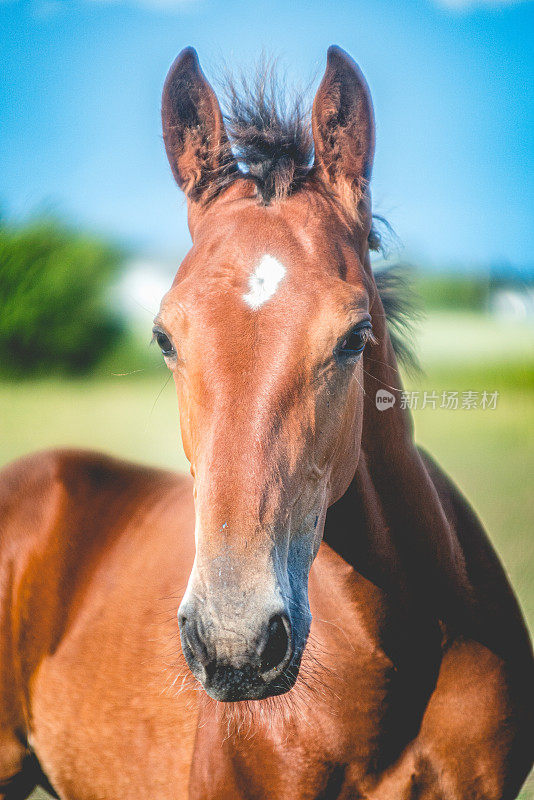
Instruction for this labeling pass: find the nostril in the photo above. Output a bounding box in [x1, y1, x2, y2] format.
[259, 614, 291, 674]
[180, 616, 210, 667]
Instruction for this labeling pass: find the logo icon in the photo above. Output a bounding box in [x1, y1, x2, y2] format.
[375, 389, 396, 411]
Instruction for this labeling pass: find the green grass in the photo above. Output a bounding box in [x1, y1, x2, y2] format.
[0, 368, 188, 474]
[1, 311, 532, 799]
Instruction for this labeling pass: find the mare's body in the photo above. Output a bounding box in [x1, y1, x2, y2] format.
[0, 45, 532, 798]
[0, 446, 531, 799]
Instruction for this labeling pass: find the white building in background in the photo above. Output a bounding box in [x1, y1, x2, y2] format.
[114, 258, 178, 326]
[490, 287, 534, 320]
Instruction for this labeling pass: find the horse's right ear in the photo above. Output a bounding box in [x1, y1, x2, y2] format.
[312, 46, 375, 209]
[162, 48, 236, 204]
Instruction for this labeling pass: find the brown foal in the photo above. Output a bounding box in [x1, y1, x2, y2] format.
[0, 46, 532, 800]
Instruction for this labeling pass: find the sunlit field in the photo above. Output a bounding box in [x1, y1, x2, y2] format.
[1, 311, 533, 800]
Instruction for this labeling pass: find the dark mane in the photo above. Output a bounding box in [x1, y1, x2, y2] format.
[220, 67, 420, 372]
[373, 263, 422, 375]
[221, 64, 313, 204]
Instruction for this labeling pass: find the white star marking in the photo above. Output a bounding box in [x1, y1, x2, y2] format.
[243, 254, 286, 310]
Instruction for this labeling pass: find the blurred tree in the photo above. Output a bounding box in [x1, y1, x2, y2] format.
[0, 215, 126, 377]
[413, 272, 490, 311]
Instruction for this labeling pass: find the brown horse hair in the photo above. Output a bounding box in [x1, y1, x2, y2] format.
[216, 64, 421, 373]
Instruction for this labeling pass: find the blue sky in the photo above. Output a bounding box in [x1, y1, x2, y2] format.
[1, 0, 533, 272]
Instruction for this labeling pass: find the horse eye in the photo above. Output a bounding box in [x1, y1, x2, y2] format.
[336, 324, 372, 359]
[153, 329, 175, 357]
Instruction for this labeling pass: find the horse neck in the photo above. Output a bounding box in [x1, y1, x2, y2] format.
[323, 289, 474, 626]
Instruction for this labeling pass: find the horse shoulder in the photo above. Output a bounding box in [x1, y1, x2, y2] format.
[0, 449, 71, 789]
[0, 447, 191, 550]
[393, 446, 534, 798]
[418, 446, 532, 661]
[0, 449, 195, 797]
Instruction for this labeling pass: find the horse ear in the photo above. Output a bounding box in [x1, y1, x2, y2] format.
[312, 46, 375, 206]
[161, 47, 236, 203]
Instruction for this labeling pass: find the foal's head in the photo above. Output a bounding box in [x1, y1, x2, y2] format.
[156, 46, 378, 701]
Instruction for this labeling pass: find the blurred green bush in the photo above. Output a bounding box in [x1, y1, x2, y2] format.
[0, 215, 126, 377]
[413, 272, 490, 310]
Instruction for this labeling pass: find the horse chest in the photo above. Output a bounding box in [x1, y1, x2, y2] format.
[188, 559, 397, 800]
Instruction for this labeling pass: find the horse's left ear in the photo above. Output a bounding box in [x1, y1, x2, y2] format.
[312, 46, 375, 206]
[162, 47, 236, 204]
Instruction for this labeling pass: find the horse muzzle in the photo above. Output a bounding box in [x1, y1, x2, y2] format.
[178, 604, 296, 701]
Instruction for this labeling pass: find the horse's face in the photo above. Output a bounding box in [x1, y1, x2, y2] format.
[157, 47, 375, 701]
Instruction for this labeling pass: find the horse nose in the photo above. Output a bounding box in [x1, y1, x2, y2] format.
[178, 607, 293, 700]
[258, 613, 291, 675]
